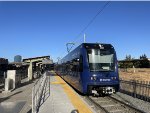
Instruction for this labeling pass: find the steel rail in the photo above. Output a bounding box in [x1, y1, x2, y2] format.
[108, 95, 146, 113]
[86, 95, 146, 113]
[86, 96, 110, 113]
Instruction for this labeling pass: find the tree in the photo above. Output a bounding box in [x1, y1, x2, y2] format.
[143, 54, 147, 59]
[134, 61, 140, 68]
[140, 59, 149, 68]
[125, 55, 132, 61]
[140, 54, 147, 59]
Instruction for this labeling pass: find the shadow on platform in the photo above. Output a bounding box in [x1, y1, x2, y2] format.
[0, 91, 22, 103]
[39, 89, 50, 108]
[0, 101, 26, 113]
[18, 80, 34, 88]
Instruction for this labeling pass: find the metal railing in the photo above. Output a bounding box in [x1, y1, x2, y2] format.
[32, 71, 50, 113]
[120, 79, 150, 102]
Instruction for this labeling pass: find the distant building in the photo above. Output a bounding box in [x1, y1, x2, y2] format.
[14, 55, 22, 62]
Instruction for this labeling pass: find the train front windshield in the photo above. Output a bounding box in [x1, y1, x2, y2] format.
[87, 48, 115, 72]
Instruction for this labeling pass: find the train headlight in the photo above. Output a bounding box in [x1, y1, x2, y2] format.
[111, 77, 117, 80]
[91, 75, 97, 81]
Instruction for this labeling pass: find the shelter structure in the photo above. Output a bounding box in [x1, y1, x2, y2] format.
[23, 56, 52, 81]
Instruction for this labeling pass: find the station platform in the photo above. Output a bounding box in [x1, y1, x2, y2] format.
[38, 72, 93, 113]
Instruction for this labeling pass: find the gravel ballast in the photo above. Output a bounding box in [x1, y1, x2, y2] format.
[112, 92, 150, 113]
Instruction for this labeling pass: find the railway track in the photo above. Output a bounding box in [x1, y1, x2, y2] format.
[86, 95, 146, 113]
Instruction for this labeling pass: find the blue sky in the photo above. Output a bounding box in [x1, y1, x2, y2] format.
[0, 1, 150, 62]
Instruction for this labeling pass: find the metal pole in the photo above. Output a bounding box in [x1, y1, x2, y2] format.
[49, 74, 50, 96]
[32, 87, 34, 113]
[35, 91, 37, 113]
[84, 33, 86, 43]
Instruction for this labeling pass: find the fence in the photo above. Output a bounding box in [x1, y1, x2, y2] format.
[32, 71, 50, 113]
[120, 79, 150, 102]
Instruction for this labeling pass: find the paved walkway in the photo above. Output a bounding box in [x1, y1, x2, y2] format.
[0, 78, 37, 113]
[0, 72, 94, 113]
[38, 72, 93, 113]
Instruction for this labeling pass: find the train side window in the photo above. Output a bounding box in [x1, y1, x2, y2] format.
[79, 55, 83, 72]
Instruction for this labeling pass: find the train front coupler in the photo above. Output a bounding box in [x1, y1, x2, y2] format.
[102, 87, 115, 94]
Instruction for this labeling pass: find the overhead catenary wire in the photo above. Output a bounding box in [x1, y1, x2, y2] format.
[57, 1, 110, 61]
[68, 1, 110, 52]
[75, 1, 110, 42]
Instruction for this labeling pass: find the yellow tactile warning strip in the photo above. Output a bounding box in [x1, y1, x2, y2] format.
[54, 75, 93, 113]
[51, 81, 66, 85]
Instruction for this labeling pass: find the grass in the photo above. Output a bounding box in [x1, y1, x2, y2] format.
[119, 68, 150, 81]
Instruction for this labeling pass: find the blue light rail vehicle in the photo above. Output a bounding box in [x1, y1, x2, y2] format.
[55, 43, 119, 95]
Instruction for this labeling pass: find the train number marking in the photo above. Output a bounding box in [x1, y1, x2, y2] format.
[100, 79, 111, 81]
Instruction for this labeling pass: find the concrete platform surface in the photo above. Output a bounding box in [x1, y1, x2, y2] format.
[0, 101, 26, 113]
[38, 72, 93, 113]
[0, 78, 37, 113]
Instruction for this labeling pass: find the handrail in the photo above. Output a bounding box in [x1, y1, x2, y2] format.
[32, 71, 50, 113]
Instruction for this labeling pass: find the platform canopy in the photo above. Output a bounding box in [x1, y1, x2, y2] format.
[23, 56, 50, 63]
[42, 59, 53, 64]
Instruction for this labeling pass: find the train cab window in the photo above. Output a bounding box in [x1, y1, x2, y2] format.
[87, 48, 115, 72]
